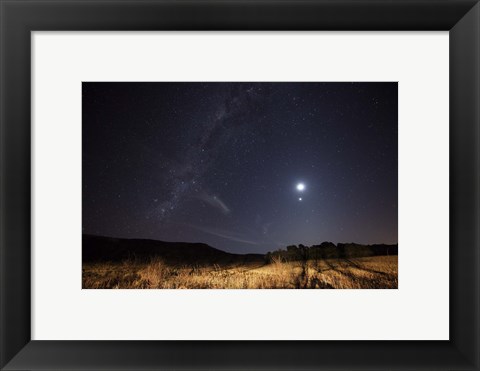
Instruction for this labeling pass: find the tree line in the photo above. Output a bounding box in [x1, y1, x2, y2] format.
[265, 242, 398, 263]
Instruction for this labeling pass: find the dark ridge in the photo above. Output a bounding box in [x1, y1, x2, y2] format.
[82, 234, 264, 265]
[83, 235, 398, 265]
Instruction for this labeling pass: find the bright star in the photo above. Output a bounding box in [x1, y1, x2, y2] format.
[299, 197, 302, 201]
[296, 183, 305, 191]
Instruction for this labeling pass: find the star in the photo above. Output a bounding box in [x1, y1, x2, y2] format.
[299, 197, 302, 201]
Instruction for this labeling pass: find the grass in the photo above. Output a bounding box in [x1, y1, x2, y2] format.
[82, 255, 398, 289]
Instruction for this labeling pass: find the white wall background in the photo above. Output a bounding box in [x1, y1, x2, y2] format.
[32, 32, 449, 340]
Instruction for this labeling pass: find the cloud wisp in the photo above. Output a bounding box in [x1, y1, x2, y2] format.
[187, 224, 259, 246]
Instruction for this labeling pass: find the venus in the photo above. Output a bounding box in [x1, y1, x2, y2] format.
[296, 183, 305, 191]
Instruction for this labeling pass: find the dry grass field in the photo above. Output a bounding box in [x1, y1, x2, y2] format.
[82, 255, 397, 289]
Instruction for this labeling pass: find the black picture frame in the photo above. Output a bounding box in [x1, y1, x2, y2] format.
[1, 1, 479, 370]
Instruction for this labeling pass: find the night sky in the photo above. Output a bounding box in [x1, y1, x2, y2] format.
[82, 82, 397, 254]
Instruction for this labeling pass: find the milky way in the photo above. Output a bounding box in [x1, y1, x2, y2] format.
[82, 82, 398, 254]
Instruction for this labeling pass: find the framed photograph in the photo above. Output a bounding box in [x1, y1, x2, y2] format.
[81, 81, 399, 291]
[1, 0, 479, 370]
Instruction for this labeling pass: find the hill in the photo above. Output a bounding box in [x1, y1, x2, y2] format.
[82, 234, 264, 265]
[83, 234, 398, 265]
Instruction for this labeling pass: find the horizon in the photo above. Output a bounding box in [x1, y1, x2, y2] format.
[83, 232, 398, 255]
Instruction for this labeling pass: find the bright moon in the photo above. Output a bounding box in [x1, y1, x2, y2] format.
[296, 183, 305, 191]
